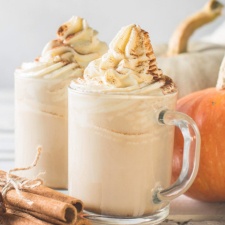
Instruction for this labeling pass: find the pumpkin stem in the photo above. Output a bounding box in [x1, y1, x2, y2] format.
[167, 0, 223, 56]
[216, 55, 225, 90]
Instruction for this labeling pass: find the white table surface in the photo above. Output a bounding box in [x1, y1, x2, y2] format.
[0, 88, 225, 225]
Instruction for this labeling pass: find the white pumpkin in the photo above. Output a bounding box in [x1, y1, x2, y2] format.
[154, 0, 225, 98]
[203, 20, 225, 46]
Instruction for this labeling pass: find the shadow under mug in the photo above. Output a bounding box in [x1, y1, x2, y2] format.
[68, 88, 200, 225]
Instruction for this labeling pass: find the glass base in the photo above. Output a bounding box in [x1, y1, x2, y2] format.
[83, 205, 170, 225]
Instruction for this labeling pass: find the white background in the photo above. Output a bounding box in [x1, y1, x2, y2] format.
[1, 0, 225, 88]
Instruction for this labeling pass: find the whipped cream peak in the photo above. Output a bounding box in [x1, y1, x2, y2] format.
[16, 16, 108, 80]
[57, 16, 89, 40]
[109, 24, 134, 56]
[73, 24, 175, 95]
[56, 16, 108, 67]
[105, 24, 160, 77]
[109, 25, 152, 58]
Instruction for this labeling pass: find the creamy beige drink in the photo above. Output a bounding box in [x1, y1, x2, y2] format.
[15, 16, 108, 188]
[68, 24, 177, 216]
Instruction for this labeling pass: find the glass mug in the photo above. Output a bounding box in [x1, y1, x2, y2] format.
[15, 75, 69, 188]
[68, 87, 200, 225]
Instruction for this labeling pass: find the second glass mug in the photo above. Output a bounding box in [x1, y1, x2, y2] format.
[68, 87, 200, 225]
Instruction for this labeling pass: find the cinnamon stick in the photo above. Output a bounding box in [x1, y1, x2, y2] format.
[7, 206, 76, 225]
[1, 208, 52, 225]
[0, 192, 6, 215]
[0, 170, 83, 213]
[0, 213, 92, 225]
[0, 187, 77, 224]
[23, 185, 83, 213]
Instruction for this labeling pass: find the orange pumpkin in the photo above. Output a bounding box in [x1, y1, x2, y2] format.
[173, 57, 225, 202]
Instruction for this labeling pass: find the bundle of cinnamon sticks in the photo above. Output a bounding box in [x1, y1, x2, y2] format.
[0, 171, 91, 225]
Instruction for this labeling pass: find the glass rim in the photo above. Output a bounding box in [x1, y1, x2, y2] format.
[68, 85, 178, 99]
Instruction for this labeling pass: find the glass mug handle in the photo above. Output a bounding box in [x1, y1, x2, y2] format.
[153, 109, 201, 204]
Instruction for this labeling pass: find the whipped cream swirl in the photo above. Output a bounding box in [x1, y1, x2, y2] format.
[16, 16, 108, 80]
[72, 24, 176, 95]
[57, 16, 108, 68]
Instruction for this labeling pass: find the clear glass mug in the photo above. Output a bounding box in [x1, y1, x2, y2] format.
[68, 87, 200, 225]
